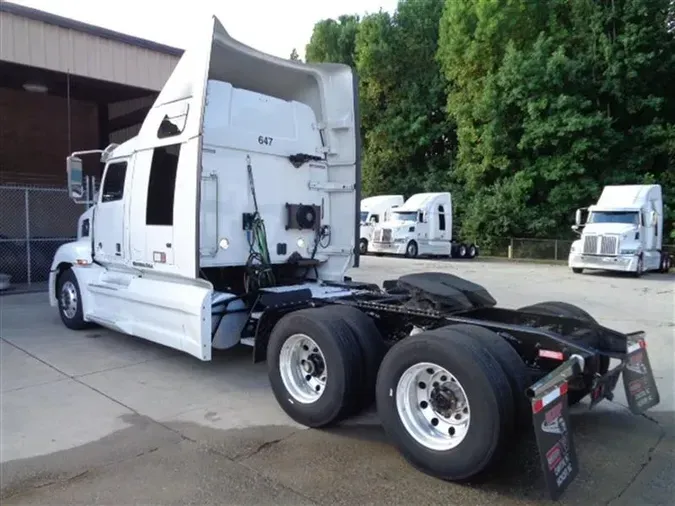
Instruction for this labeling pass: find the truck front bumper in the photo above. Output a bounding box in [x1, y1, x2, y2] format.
[568, 252, 639, 272]
[369, 241, 408, 255]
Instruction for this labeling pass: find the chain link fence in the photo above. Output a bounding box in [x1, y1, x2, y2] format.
[477, 237, 674, 261]
[0, 185, 87, 288]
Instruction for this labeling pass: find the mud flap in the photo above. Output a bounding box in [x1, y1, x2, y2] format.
[528, 356, 584, 500]
[532, 381, 579, 500]
[623, 336, 660, 414]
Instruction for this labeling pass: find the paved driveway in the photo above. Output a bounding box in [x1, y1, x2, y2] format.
[1, 257, 673, 505]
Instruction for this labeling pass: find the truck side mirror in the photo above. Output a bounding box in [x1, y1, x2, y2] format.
[67, 156, 84, 199]
[574, 209, 582, 226]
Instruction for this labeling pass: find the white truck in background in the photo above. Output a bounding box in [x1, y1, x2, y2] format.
[359, 194, 404, 254]
[368, 192, 478, 259]
[568, 184, 672, 276]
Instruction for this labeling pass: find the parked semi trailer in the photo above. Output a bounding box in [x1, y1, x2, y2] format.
[49, 16, 660, 501]
[569, 184, 671, 276]
[359, 195, 404, 255]
[369, 192, 478, 259]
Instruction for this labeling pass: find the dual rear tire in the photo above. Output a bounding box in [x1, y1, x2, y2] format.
[267, 306, 527, 481]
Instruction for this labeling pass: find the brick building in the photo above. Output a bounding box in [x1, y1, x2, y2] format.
[0, 2, 181, 286]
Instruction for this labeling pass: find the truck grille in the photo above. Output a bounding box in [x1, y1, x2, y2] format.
[375, 229, 392, 243]
[583, 235, 598, 254]
[583, 234, 618, 255]
[600, 235, 618, 255]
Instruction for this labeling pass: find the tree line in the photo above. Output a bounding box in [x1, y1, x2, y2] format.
[290, 0, 675, 243]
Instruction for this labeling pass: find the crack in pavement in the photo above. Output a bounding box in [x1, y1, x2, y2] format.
[604, 414, 667, 505]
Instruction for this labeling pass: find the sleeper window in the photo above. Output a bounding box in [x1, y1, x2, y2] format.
[146, 144, 180, 226]
[438, 205, 446, 231]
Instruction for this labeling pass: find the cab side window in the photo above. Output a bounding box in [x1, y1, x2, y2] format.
[101, 162, 128, 203]
[438, 205, 446, 231]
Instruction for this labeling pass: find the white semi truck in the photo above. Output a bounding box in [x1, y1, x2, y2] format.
[568, 184, 671, 276]
[368, 192, 478, 259]
[49, 15, 660, 500]
[359, 194, 404, 254]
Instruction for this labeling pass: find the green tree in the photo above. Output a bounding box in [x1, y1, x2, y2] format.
[305, 15, 361, 67]
[355, 0, 456, 200]
[438, 0, 675, 241]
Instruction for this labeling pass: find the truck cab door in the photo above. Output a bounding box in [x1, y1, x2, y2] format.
[93, 160, 129, 265]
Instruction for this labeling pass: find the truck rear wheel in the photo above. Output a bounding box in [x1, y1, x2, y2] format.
[56, 268, 89, 330]
[432, 323, 530, 430]
[376, 329, 515, 481]
[660, 252, 671, 273]
[314, 305, 387, 410]
[267, 308, 364, 427]
[467, 244, 478, 259]
[518, 301, 609, 405]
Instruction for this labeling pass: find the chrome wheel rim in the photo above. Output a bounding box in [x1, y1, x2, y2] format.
[60, 281, 78, 319]
[459, 245, 467, 256]
[396, 362, 470, 451]
[279, 334, 327, 404]
[407, 243, 416, 256]
[469, 245, 476, 257]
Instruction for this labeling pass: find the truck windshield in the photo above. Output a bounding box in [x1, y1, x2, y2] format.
[392, 211, 418, 222]
[588, 211, 639, 225]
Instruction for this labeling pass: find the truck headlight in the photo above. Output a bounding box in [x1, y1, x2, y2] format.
[393, 238, 405, 243]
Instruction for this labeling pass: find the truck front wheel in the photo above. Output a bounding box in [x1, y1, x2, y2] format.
[56, 268, 88, 330]
[359, 238, 368, 255]
[405, 241, 418, 258]
[376, 330, 514, 481]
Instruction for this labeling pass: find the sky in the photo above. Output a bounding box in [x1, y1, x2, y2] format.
[10, 0, 399, 60]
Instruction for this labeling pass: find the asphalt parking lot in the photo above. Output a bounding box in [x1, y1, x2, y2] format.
[1, 257, 673, 505]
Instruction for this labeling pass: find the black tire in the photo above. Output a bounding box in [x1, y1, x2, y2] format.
[517, 301, 609, 405]
[458, 243, 468, 258]
[660, 253, 671, 273]
[632, 254, 644, 278]
[519, 301, 595, 323]
[572, 267, 583, 274]
[376, 329, 515, 482]
[432, 323, 531, 431]
[359, 238, 368, 255]
[56, 268, 89, 330]
[267, 308, 364, 427]
[315, 305, 387, 410]
[467, 244, 477, 259]
[405, 240, 418, 258]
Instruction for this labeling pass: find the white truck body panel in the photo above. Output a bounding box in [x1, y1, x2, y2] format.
[49, 15, 359, 361]
[359, 195, 404, 249]
[568, 184, 665, 273]
[369, 192, 453, 256]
